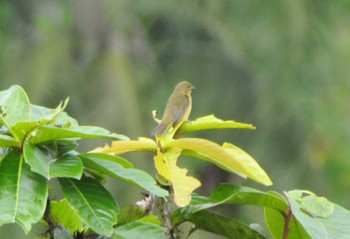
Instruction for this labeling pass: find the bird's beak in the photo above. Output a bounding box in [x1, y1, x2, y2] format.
[191, 85, 195, 90]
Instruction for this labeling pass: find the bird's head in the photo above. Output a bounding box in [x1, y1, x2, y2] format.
[175, 81, 195, 95]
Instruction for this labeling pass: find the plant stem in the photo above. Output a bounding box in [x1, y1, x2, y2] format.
[153, 189, 176, 239]
[282, 205, 292, 239]
[160, 196, 175, 239]
[43, 199, 55, 239]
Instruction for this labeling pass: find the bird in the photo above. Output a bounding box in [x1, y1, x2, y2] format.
[152, 81, 194, 136]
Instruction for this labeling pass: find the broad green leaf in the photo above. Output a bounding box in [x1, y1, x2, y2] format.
[265, 207, 310, 239]
[31, 98, 69, 122]
[8, 100, 72, 142]
[0, 150, 48, 234]
[139, 215, 162, 225]
[10, 121, 38, 142]
[51, 199, 84, 233]
[181, 184, 287, 215]
[31, 105, 78, 127]
[30, 125, 128, 144]
[93, 137, 157, 155]
[113, 217, 166, 239]
[173, 210, 265, 239]
[177, 114, 256, 135]
[23, 142, 83, 179]
[0, 85, 31, 128]
[60, 177, 119, 237]
[117, 205, 146, 226]
[154, 148, 200, 207]
[80, 154, 168, 197]
[285, 190, 350, 239]
[319, 205, 350, 238]
[264, 191, 308, 239]
[168, 138, 272, 186]
[298, 193, 334, 218]
[48, 154, 83, 179]
[53, 139, 78, 155]
[0, 134, 18, 147]
[264, 207, 285, 239]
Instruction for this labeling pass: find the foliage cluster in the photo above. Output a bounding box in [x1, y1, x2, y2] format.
[0, 85, 349, 239]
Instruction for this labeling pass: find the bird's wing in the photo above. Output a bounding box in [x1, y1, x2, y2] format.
[172, 95, 190, 126]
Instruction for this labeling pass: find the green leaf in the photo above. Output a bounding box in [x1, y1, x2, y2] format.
[167, 138, 272, 186]
[139, 215, 162, 225]
[30, 126, 128, 144]
[285, 190, 350, 239]
[59, 177, 119, 237]
[177, 114, 256, 135]
[265, 207, 310, 239]
[80, 154, 168, 197]
[48, 154, 83, 179]
[32, 98, 69, 122]
[0, 85, 31, 127]
[53, 139, 79, 155]
[9, 121, 38, 142]
[8, 100, 72, 142]
[23, 142, 83, 179]
[51, 199, 84, 233]
[178, 184, 288, 216]
[31, 105, 78, 127]
[264, 207, 284, 239]
[113, 217, 166, 239]
[117, 205, 146, 226]
[0, 134, 18, 147]
[173, 210, 265, 239]
[0, 150, 48, 234]
[298, 193, 334, 218]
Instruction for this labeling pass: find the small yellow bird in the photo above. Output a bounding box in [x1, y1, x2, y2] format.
[152, 81, 194, 136]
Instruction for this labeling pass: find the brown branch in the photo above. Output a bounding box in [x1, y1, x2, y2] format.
[282, 205, 292, 239]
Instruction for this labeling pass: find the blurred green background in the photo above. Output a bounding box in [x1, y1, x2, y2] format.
[1, 1, 350, 238]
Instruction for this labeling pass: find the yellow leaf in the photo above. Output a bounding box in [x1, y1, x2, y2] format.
[91, 137, 157, 155]
[167, 138, 272, 186]
[154, 148, 201, 207]
[178, 114, 256, 135]
[222, 143, 272, 186]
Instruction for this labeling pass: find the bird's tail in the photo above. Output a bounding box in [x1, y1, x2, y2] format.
[151, 123, 168, 136]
